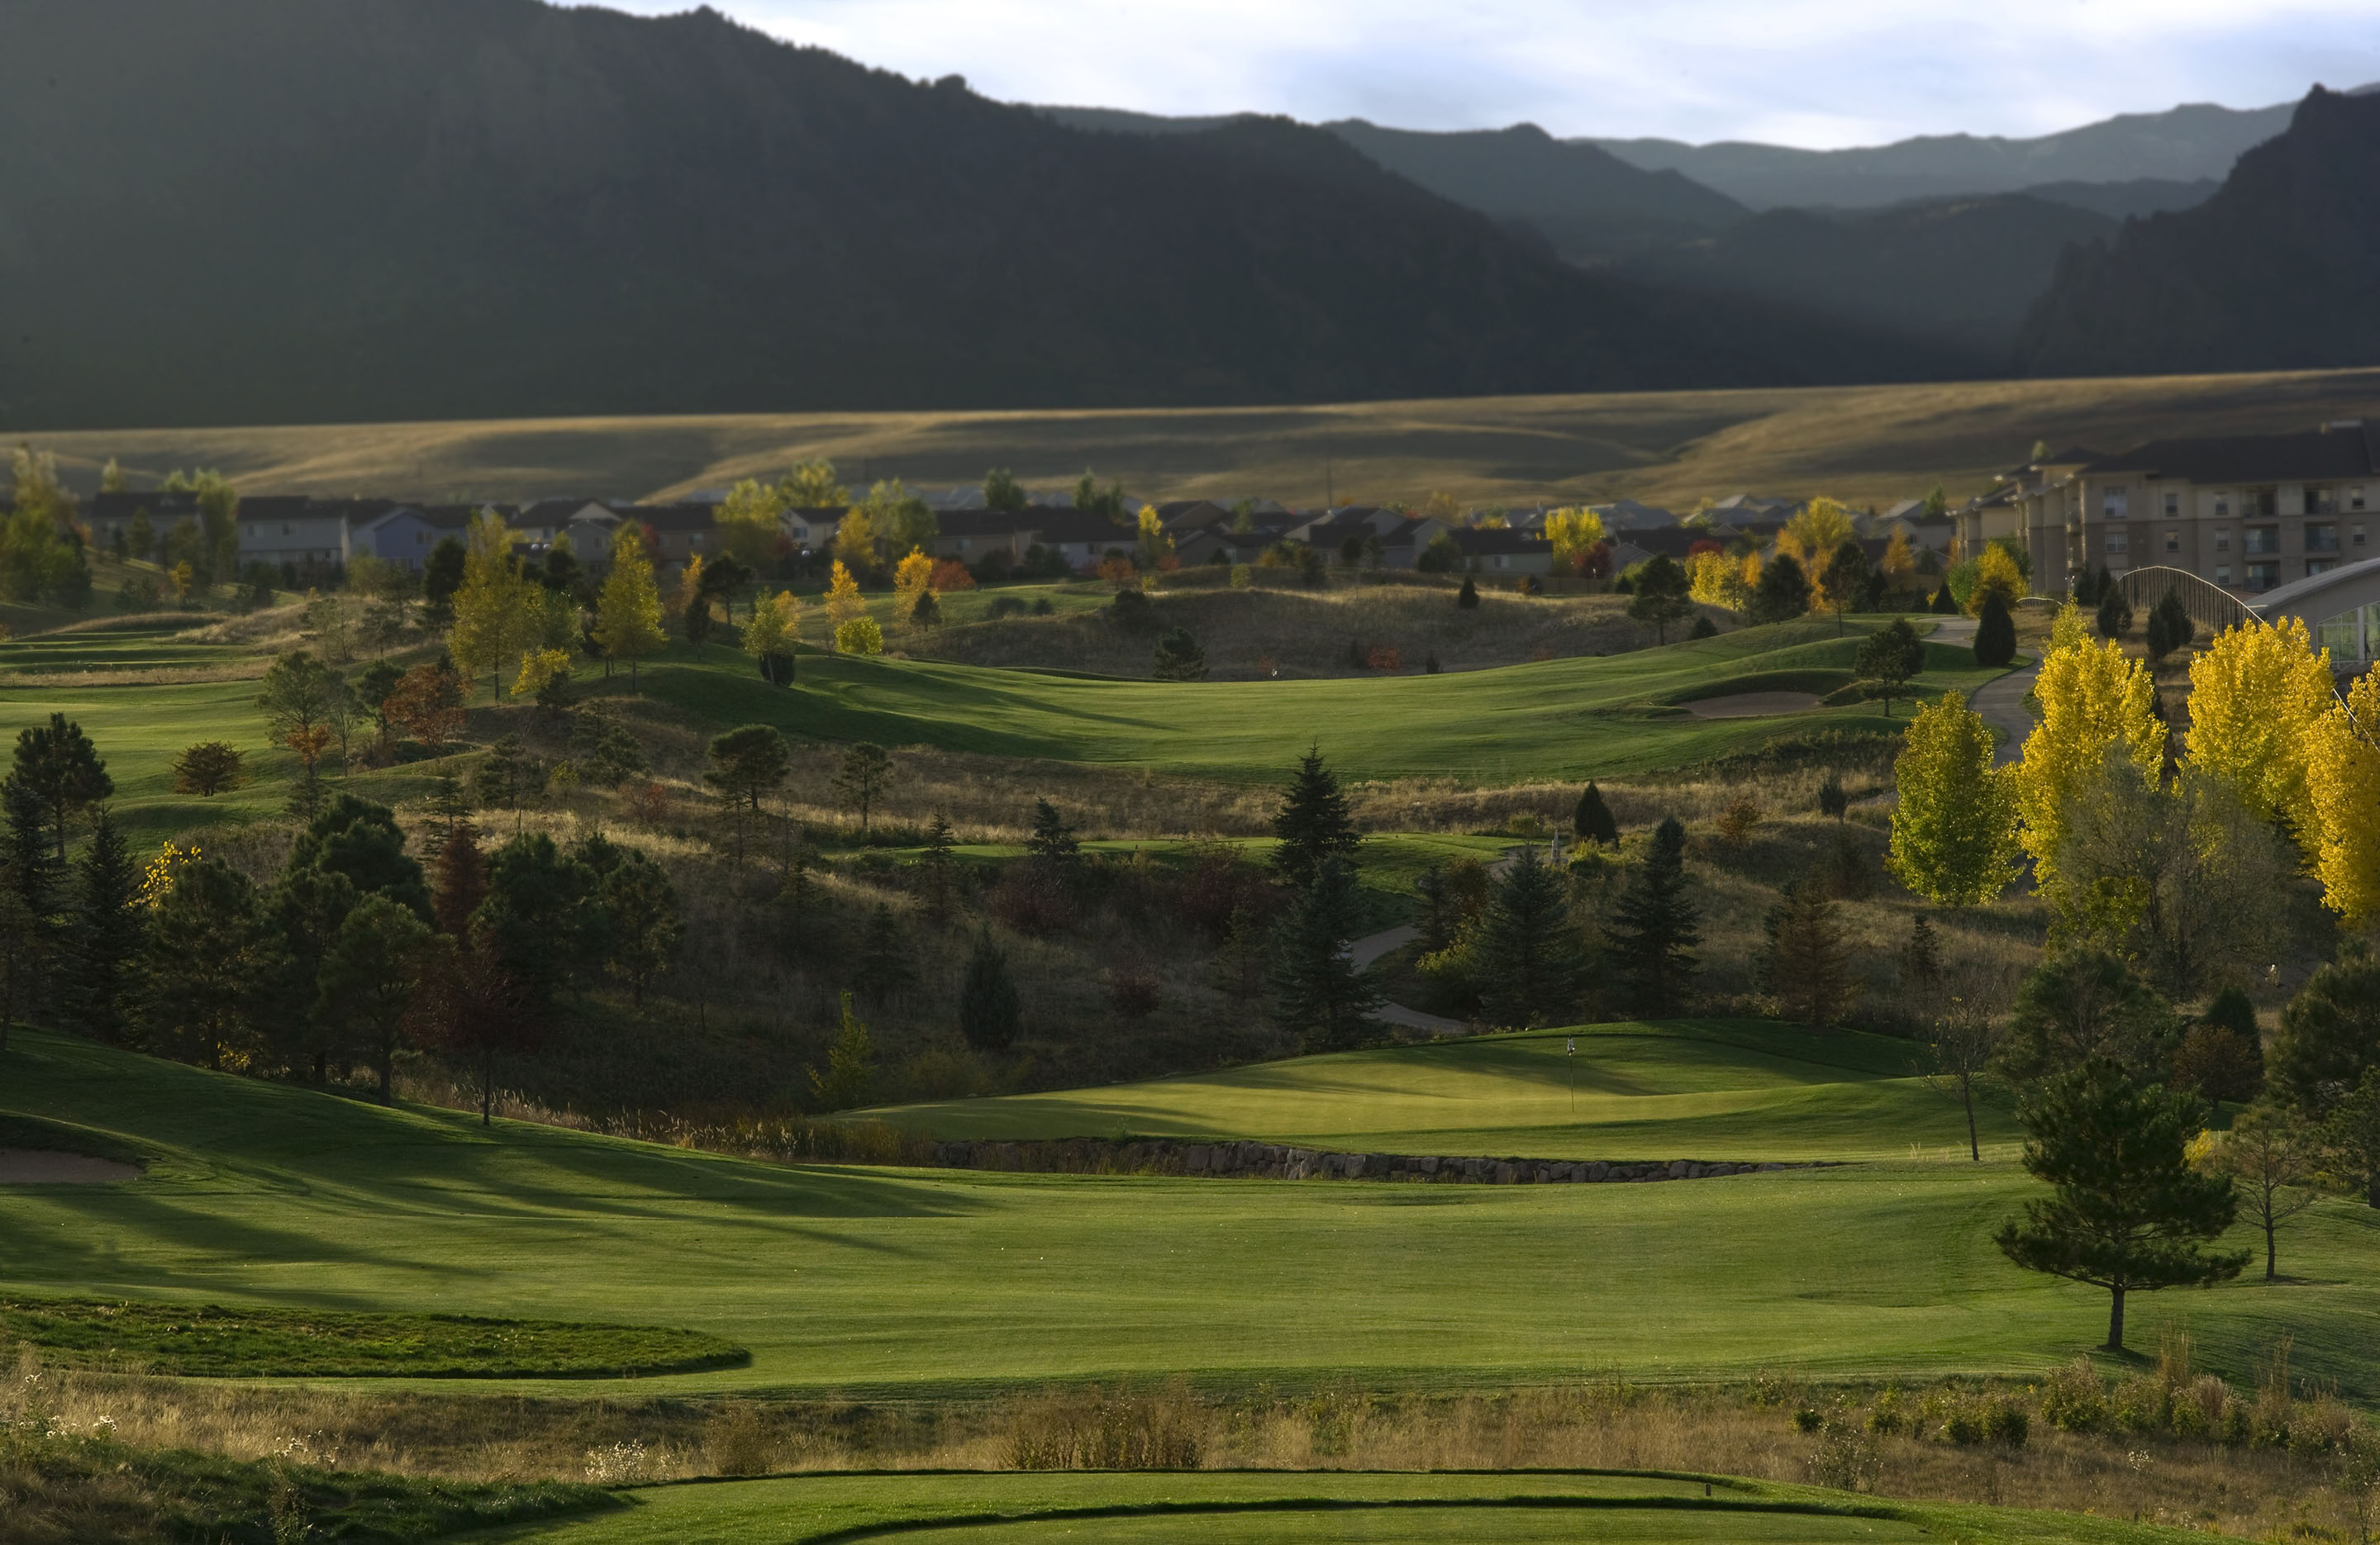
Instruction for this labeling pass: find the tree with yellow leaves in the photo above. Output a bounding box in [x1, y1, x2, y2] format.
[2048, 597, 2088, 654]
[448, 509, 544, 698]
[1685, 549, 1751, 611]
[513, 647, 572, 702]
[1887, 693, 2021, 906]
[2010, 636, 2163, 900]
[715, 478, 787, 569]
[824, 559, 866, 649]
[1968, 543, 2025, 616]
[831, 505, 878, 577]
[593, 522, 664, 689]
[2305, 668, 2380, 924]
[1776, 498, 1855, 573]
[2183, 617, 2332, 837]
[892, 547, 936, 631]
[1135, 505, 1173, 569]
[1544, 507, 1606, 573]
[780, 458, 848, 509]
[835, 616, 884, 655]
[743, 590, 800, 685]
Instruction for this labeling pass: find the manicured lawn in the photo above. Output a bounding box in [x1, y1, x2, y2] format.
[460, 1469, 2202, 1544]
[864, 1020, 2011, 1162]
[4, 1030, 2375, 1404]
[635, 618, 1994, 787]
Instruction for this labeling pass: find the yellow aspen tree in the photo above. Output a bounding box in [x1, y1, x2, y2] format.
[1544, 507, 1606, 571]
[2011, 637, 2163, 898]
[743, 590, 801, 684]
[448, 509, 532, 699]
[2183, 617, 2333, 837]
[673, 554, 707, 624]
[824, 560, 866, 648]
[1968, 544, 2025, 615]
[512, 647, 571, 701]
[2049, 597, 2088, 654]
[1781, 497, 1854, 572]
[892, 547, 936, 632]
[1887, 694, 2021, 906]
[715, 478, 786, 568]
[2304, 668, 2380, 924]
[1880, 529, 1917, 592]
[593, 523, 665, 689]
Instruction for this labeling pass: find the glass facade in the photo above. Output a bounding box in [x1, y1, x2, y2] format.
[2311, 603, 2380, 664]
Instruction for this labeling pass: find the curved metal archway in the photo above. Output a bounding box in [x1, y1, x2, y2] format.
[2114, 565, 2255, 634]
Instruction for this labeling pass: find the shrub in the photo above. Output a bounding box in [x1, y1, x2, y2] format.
[2111, 1372, 2170, 1433]
[928, 559, 976, 592]
[1106, 968, 1161, 1019]
[1940, 1406, 1983, 1445]
[1111, 587, 1155, 632]
[834, 616, 884, 654]
[988, 596, 1027, 619]
[1366, 644, 1403, 671]
[1229, 563, 1253, 589]
[1712, 797, 1761, 849]
[1983, 1400, 2030, 1448]
[2040, 1357, 2107, 1432]
[989, 860, 1074, 937]
[1032, 597, 1054, 616]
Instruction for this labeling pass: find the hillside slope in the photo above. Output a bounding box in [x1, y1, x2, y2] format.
[2016, 87, 2380, 376]
[0, 0, 1949, 430]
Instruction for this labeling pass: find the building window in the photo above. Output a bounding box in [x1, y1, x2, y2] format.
[2163, 492, 2179, 516]
[2216, 563, 2232, 584]
[2310, 559, 2337, 577]
[2215, 493, 2232, 517]
[2102, 485, 2129, 518]
[2105, 530, 2129, 556]
[2247, 561, 2280, 588]
[2215, 529, 2231, 552]
[2319, 609, 2363, 659]
[2308, 523, 2340, 554]
[2352, 487, 2368, 511]
[2164, 530, 2179, 554]
[2245, 525, 2280, 556]
[2357, 525, 2369, 548]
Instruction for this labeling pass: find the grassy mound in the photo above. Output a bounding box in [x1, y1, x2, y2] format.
[6, 1029, 2378, 1401]
[863, 1020, 1983, 1163]
[469, 1469, 2196, 1544]
[2, 1438, 609, 1545]
[0, 1297, 747, 1379]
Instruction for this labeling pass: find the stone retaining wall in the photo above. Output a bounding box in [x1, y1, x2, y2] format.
[928, 1137, 1823, 1185]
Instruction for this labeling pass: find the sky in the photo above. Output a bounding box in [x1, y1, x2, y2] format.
[596, 1, 2378, 148]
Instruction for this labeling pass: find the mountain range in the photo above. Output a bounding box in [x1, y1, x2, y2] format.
[0, 0, 2373, 430]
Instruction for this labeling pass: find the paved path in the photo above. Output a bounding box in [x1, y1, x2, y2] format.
[1930, 617, 2038, 764]
[1345, 843, 1545, 1039]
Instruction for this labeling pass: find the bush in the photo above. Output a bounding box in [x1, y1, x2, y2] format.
[2039, 1357, 2106, 1433]
[1106, 968, 1161, 1019]
[988, 596, 1028, 619]
[1984, 1400, 2030, 1448]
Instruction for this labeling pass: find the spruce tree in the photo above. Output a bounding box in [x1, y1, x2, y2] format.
[920, 811, 957, 921]
[957, 929, 1022, 1052]
[2145, 592, 2193, 663]
[1973, 592, 2016, 668]
[1269, 858, 1382, 1053]
[0, 776, 62, 1033]
[1270, 744, 1360, 888]
[1474, 845, 1583, 1028]
[2096, 586, 2132, 641]
[854, 903, 909, 1003]
[1930, 578, 1959, 615]
[431, 820, 489, 937]
[1604, 816, 1700, 1017]
[64, 809, 143, 1044]
[1456, 576, 1479, 610]
[1572, 782, 1617, 846]
[1749, 554, 1811, 624]
[1026, 799, 1081, 864]
[1995, 1058, 2249, 1350]
[1760, 880, 1856, 1027]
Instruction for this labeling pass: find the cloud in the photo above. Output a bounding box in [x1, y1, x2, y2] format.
[595, 0, 2380, 146]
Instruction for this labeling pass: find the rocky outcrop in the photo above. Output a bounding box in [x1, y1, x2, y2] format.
[927, 1137, 1825, 1184]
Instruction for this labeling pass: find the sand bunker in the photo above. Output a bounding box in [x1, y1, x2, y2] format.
[0, 1148, 140, 1183]
[1684, 692, 1823, 719]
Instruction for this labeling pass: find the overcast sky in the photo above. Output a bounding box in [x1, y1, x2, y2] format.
[596, 1, 2377, 148]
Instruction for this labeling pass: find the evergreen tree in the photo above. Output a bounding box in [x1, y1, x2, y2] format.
[140, 858, 274, 1070]
[1903, 914, 1943, 991]
[2145, 591, 2193, 663]
[1973, 592, 2017, 667]
[1999, 948, 2180, 1083]
[266, 865, 360, 1082]
[2096, 586, 2133, 641]
[1026, 800, 1081, 863]
[854, 903, 909, 1003]
[1761, 881, 1856, 1027]
[1269, 858, 1382, 1053]
[1603, 816, 1700, 1017]
[474, 834, 598, 1015]
[597, 854, 681, 1007]
[1995, 1058, 2249, 1350]
[473, 734, 547, 835]
[1854, 617, 1925, 715]
[10, 713, 114, 863]
[811, 991, 874, 1111]
[1151, 627, 1208, 680]
[2320, 1068, 2380, 1208]
[1270, 744, 1359, 888]
[431, 820, 488, 937]
[957, 929, 1022, 1052]
[1456, 576, 1479, 609]
[919, 811, 957, 922]
[1816, 771, 1850, 820]
[64, 809, 143, 1044]
[1626, 554, 1693, 643]
[706, 725, 792, 863]
[421, 537, 467, 623]
[2268, 947, 2380, 1120]
[1473, 845, 1582, 1028]
[287, 793, 431, 919]
[1749, 553, 1811, 624]
[832, 742, 893, 833]
[1930, 578, 1959, 615]
[314, 895, 435, 1105]
[1572, 782, 1617, 846]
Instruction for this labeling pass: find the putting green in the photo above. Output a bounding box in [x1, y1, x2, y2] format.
[461, 1471, 2192, 1544]
[5, 1030, 2376, 1401]
[867, 1021, 2011, 1162]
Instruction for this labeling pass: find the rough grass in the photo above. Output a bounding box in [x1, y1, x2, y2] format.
[5, 1029, 2378, 1405]
[0, 1298, 747, 1379]
[23, 366, 2380, 511]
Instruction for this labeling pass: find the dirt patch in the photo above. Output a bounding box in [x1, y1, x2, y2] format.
[0, 1148, 140, 1184]
[1684, 692, 1821, 719]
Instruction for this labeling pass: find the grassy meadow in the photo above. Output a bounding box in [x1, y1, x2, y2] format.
[13, 366, 2380, 512]
[5, 1028, 2376, 1407]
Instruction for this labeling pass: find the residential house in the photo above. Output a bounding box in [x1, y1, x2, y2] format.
[1174, 528, 1279, 568]
[1591, 499, 1678, 532]
[236, 495, 353, 572]
[85, 490, 204, 554]
[782, 506, 842, 554]
[2006, 423, 2380, 594]
[1448, 527, 1555, 575]
[924, 510, 1040, 564]
[1029, 509, 1137, 570]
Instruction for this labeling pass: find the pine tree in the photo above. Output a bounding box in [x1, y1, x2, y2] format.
[597, 855, 682, 1008]
[1903, 914, 1943, 991]
[1269, 858, 1382, 1053]
[140, 858, 274, 1070]
[1151, 627, 1207, 680]
[1473, 845, 1583, 1028]
[854, 904, 909, 1003]
[1973, 592, 2016, 667]
[64, 809, 143, 1043]
[314, 895, 434, 1105]
[2268, 947, 2380, 1118]
[0, 776, 63, 1035]
[831, 742, 893, 833]
[1749, 554, 1811, 625]
[1270, 744, 1359, 888]
[1603, 816, 1701, 1017]
[1854, 617, 1925, 716]
[957, 929, 1022, 1052]
[1456, 576, 1479, 609]
[2144, 591, 2193, 663]
[1761, 881, 1856, 1027]
[1816, 771, 1850, 820]
[919, 812, 957, 922]
[2095, 586, 2132, 641]
[1995, 1058, 2249, 1350]
[11, 713, 115, 863]
[1930, 578, 1959, 615]
[1572, 782, 1617, 845]
[811, 991, 874, 1111]
[1026, 799, 1080, 864]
